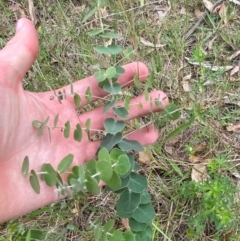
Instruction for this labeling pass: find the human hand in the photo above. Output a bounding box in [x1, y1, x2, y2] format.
[0, 18, 169, 222]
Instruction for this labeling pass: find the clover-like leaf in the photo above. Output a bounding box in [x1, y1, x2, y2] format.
[96, 160, 113, 182]
[113, 106, 129, 118]
[32, 120, 42, 129]
[116, 189, 141, 213]
[140, 191, 151, 204]
[124, 96, 131, 110]
[86, 87, 92, 103]
[30, 170, 40, 194]
[100, 133, 122, 151]
[127, 173, 147, 193]
[74, 93, 81, 108]
[123, 231, 135, 241]
[57, 154, 74, 174]
[85, 172, 100, 195]
[105, 66, 117, 78]
[41, 163, 58, 187]
[85, 118, 91, 140]
[138, 225, 153, 239]
[109, 230, 123, 241]
[70, 179, 85, 193]
[94, 69, 106, 82]
[63, 121, 70, 138]
[104, 118, 125, 134]
[118, 139, 143, 151]
[74, 123, 82, 142]
[84, 159, 97, 176]
[98, 147, 111, 163]
[129, 218, 148, 232]
[22, 156, 29, 177]
[132, 203, 155, 224]
[114, 154, 131, 176]
[103, 83, 121, 94]
[105, 171, 122, 191]
[110, 148, 125, 164]
[103, 96, 118, 113]
[72, 165, 85, 183]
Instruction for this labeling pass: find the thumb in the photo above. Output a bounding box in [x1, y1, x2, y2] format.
[0, 18, 39, 83]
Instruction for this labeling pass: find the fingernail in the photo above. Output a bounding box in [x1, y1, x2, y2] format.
[16, 19, 24, 31]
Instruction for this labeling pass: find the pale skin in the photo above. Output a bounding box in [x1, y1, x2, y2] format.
[0, 18, 169, 223]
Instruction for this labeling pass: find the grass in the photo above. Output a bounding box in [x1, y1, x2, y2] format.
[1, 0, 240, 240]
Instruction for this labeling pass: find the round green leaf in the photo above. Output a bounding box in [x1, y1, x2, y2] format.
[118, 139, 143, 151]
[96, 160, 113, 182]
[84, 159, 97, 175]
[85, 118, 91, 140]
[74, 123, 82, 142]
[140, 191, 151, 204]
[72, 165, 85, 183]
[115, 66, 125, 74]
[32, 120, 42, 128]
[41, 163, 58, 187]
[129, 218, 148, 232]
[116, 189, 141, 213]
[94, 69, 106, 82]
[127, 173, 147, 193]
[85, 173, 100, 194]
[109, 230, 123, 241]
[105, 171, 122, 191]
[121, 175, 130, 189]
[74, 93, 81, 108]
[70, 179, 84, 193]
[30, 170, 40, 194]
[85, 86, 92, 103]
[98, 147, 111, 163]
[116, 207, 133, 218]
[57, 154, 74, 174]
[63, 121, 70, 138]
[22, 156, 29, 177]
[138, 225, 153, 239]
[105, 66, 117, 78]
[140, 235, 151, 241]
[132, 203, 155, 224]
[103, 83, 121, 94]
[100, 133, 122, 151]
[104, 118, 125, 135]
[110, 148, 125, 163]
[163, 103, 180, 120]
[94, 45, 122, 55]
[113, 106, 129, 118]
[123, 231, 135, 241]
[114, 154, 131, 176]
[103, 96, 118, 113]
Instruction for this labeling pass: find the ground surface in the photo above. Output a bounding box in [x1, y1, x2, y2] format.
[1, 0, 240, 240]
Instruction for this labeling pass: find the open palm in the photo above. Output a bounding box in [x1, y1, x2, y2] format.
[0, 18, 168, 222]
